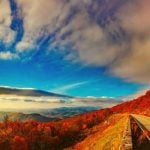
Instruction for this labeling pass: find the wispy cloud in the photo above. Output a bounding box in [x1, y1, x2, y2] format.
[51, 81, 89, 94]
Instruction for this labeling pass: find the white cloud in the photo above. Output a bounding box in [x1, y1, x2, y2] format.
[111, 37, 150, 83]
[0, 0, 16, 45]
[16, 41, 34, 52]
[15, 0, 66, 52]
[0, 51, 18, 60]
[53, 10, 125, 66]
[0, 26, 16, 45]
[117, 0, 150, 35]
[110, 0, 150, 83]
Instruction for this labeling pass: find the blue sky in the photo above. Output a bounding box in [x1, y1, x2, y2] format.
[0, 57, 142, 97]
[0, 0, 150, 98]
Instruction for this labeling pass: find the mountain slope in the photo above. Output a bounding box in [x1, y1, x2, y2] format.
[73, 91, 150, 149]
[75, 114, 129, 150]
[111, 90, 150, 115]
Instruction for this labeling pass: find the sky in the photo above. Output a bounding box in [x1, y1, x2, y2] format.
[0, 0, 150, 99]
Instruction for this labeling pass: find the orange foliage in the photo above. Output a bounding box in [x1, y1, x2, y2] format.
[0, 109, 111, 149]
[0, 91, 149, 149]
[11, 136, 28, 150]
[111, 90, 150, 115]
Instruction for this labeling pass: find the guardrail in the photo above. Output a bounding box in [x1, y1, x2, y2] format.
[119, 118, 132, 150]
[130, 115, 150, 150]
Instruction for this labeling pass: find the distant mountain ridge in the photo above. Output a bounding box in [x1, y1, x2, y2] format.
[0, 107, 99, 122]
[0, 86, 72, 98]
[39, 106, 99, 119]
[0, 112, 57, 122]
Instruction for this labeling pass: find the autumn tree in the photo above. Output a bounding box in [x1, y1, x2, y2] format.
[10, 136, 28, 150]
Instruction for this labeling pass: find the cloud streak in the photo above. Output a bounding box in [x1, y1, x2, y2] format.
[0, 94, 122, 109]
[51, 81, 89, 94]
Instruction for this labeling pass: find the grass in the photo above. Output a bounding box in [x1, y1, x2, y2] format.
[74, 114, 129, 150]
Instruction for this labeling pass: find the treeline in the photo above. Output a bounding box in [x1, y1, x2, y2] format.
[111, 91, 150, 115]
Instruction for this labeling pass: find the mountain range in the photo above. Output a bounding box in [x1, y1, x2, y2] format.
[0, 107, 98, 122]
[0, 112, 56, 122]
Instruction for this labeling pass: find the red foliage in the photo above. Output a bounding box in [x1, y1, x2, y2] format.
[0, 109, 111, 149]
[0, 90, 149, 149]
[11, 136, 28, 150]
[111, 90, 150, 115]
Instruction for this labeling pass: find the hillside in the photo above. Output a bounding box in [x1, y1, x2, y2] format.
[0, 90, 149, 149]
[74, 90, 150, 149]
[111, 90, 150, 116]
[75, 114, 129, 150]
